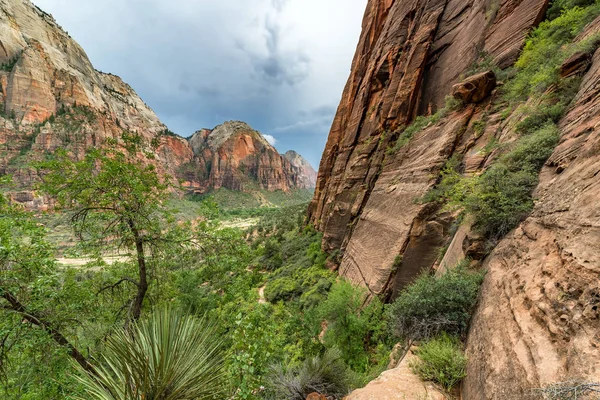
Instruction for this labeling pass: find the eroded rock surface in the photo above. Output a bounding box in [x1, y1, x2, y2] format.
[309, 0, 548, 296]
[344, 349, 447, 400]
[463, 44, 600, 400]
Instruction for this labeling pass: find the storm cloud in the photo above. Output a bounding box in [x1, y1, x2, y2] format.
[32, 0, 367, 167]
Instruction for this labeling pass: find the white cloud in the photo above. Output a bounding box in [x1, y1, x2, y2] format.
[262, 134, 277, 146]
[32, 0, 367, 167]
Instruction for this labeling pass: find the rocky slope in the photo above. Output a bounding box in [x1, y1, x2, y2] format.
[284, 150, 318, 189]
[183, 121, 314, 193]
[0, 0, 313, 207]
[311, 0, 600, 398]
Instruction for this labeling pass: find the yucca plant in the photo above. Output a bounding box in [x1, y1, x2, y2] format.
[75, 308, 226, 400]
[266, 348, 350, 400]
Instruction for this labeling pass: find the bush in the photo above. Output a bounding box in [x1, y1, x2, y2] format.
[316, 281, 386, 372]
[504, 3, 600, 101]
[266, 348, 350, 400]
[388, 267, 484, 340]
[458, 123, 560, 238]
[410, 334, 467, 392]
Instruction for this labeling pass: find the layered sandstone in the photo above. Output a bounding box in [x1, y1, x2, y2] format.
[312, 0, 600, 398]
[183, 121, 315, 193]
[463, 30, 600, 400]
[0, 0, 313, 205]
[309, 0, 548, 296]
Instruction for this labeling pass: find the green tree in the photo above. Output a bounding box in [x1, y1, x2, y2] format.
[38, 133, 173, 323]
[0, 177, 94, 396]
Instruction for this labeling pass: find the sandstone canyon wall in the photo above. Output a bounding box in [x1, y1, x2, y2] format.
[311, 0, 600, 398]
[0, 0, 314, 207]
[309, 0, 549, 296]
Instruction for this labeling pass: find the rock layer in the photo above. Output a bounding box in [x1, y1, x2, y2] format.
[463, 39, 600, 400]
[184, 121, 313, 193]
[309, 0, 548, 295]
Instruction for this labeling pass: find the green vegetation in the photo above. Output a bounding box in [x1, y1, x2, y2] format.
[191, 187, 314, 216]
[0, 52, 21, 72]
[267, 348, 350, 400]
[388, 266, 484, 341]
[504, 2, 600, 101]
[76, 308, 226, 400]
[410, 334, 467, 392]
[387, 96, 463, 154]
[38, 133, 174, 322]
[422, 1, 600, 240]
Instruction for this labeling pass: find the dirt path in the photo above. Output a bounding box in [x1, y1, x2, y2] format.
[56, 255, 129, 269]
[258, 285, 267, 304]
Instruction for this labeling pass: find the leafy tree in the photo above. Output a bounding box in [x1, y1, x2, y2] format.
[76, 308, 226, 400]
[0, 177, 94, 395]
[38, 133, 173, 323]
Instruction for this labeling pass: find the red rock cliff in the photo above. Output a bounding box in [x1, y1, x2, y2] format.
[309, 0, 548, 293]
[312, 0, 600, 398]
[184, 121, 313, 193]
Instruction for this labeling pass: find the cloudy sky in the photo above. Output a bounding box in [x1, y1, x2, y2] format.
[32, 0, 367, 168]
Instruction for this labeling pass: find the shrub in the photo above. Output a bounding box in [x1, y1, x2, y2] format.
[504, 3, 600, 101]
[462, 165, 538, 237]
[410, 334, 467, 392]
[388, 267, 484, 340]
[316, 281, 386, 372]
[459, 123, 560, 238]
[266, 348, 350, 400]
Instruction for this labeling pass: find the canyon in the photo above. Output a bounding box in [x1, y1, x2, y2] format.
[0, 0, 314, 209]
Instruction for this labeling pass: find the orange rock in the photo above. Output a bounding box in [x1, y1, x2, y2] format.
[309, 0, 549, 294]
[306, 393, 327, 400]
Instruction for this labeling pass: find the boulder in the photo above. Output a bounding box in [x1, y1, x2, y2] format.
[452, 71, 497, 104]
[306, 393, 327, 400]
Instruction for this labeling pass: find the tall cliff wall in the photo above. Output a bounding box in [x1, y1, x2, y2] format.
[312, 0, 600, 398]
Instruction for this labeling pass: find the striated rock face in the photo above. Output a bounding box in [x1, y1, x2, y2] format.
[313, 0, 600, 397]
[309, 0, 548, 295]
[0, 0, 313, 205]
[284, 150, 317, 188]
[183, 121, 314, 193]
[463, 37, 600, 400]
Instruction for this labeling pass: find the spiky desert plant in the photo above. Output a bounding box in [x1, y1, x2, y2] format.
[75, 308, 226, 400]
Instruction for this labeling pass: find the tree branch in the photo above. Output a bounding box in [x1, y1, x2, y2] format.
[0, 290, 96, 375]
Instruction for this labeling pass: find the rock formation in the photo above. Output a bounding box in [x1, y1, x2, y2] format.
[183, 121, 315, 193]
[311, 0, 600, 398]
[0, 0, 314, 206]
[309, 0, 549, 297]
[463, 23, 600, 400]
[284, 150, 318, 189]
